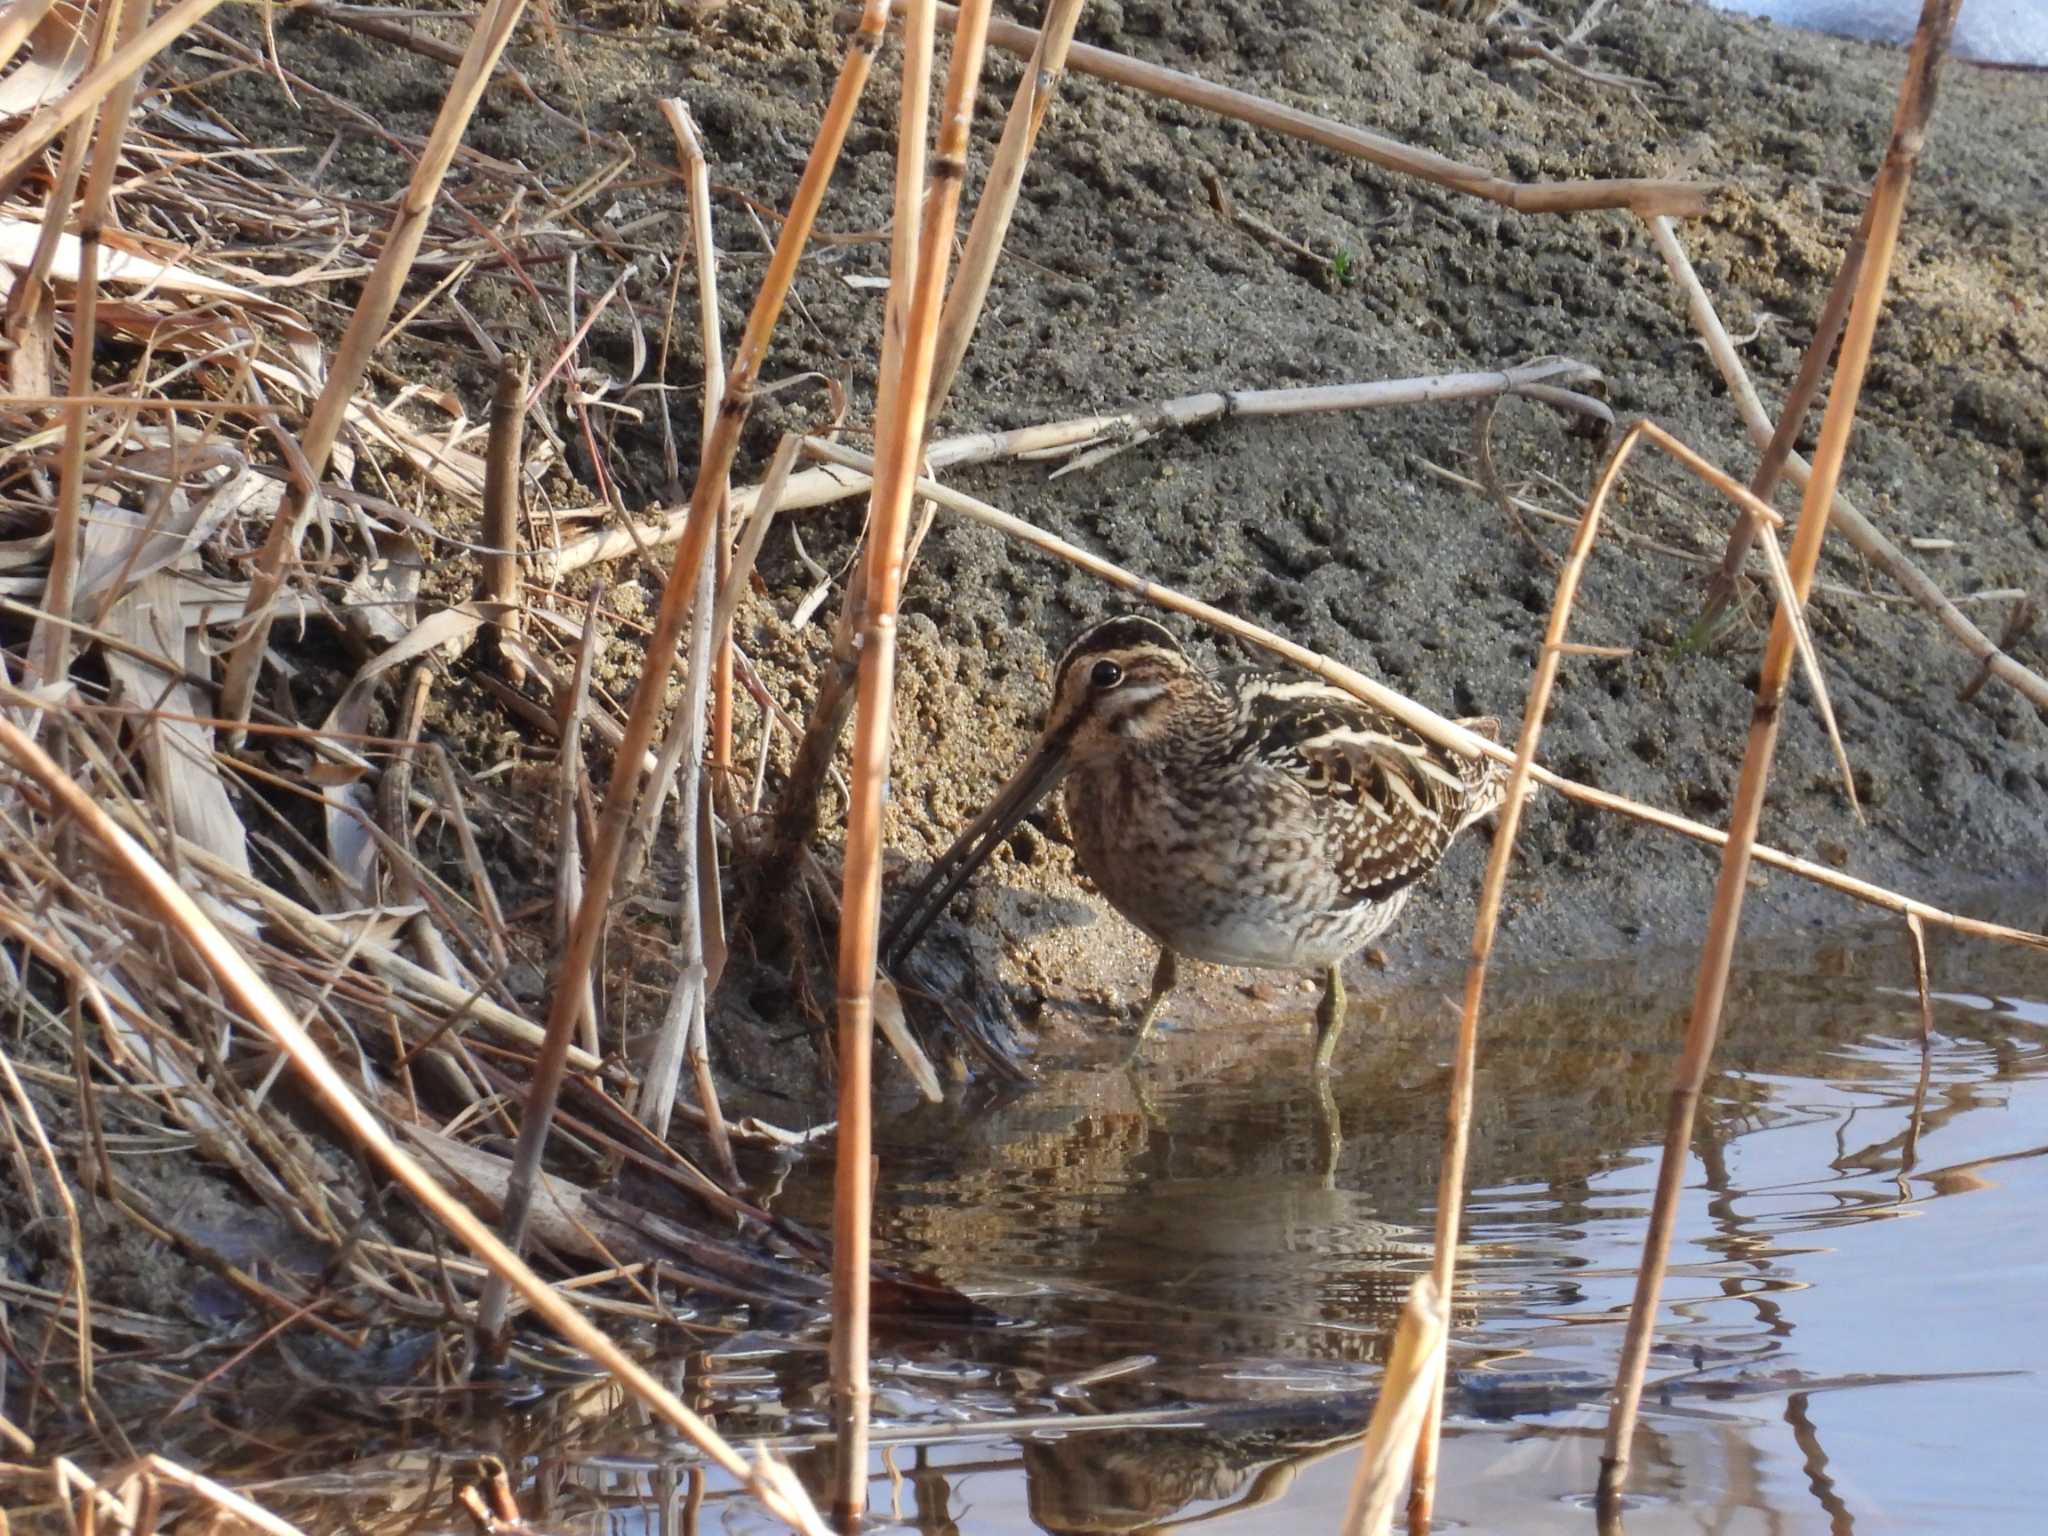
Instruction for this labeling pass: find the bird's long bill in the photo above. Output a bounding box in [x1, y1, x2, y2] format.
[881, 735, 1073, 974]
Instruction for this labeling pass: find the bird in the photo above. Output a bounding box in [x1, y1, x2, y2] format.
[884, 614, 1510, 1071]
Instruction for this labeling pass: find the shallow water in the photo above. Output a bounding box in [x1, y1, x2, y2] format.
[249, 916, 2047, 1534]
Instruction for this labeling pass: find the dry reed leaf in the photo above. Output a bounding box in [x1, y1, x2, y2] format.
[319, 604, 488, 900]
[102, 570, 253, 878]
[0, 0, 85, 118]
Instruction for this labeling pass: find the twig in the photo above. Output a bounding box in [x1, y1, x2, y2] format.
[919, 1, 1714, 217]
[545, 365, 1603, 575]
[799, 434, 2048, 956]
[1598, 3, 1961, 1512]
[662, 101, 742, 819]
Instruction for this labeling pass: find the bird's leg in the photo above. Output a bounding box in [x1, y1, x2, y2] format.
[1131, 946, 1179, 1043]
[1312, 962, 1347, 1074]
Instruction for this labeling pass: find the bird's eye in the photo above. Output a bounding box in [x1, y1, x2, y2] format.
[1090, 659, 1124, 690]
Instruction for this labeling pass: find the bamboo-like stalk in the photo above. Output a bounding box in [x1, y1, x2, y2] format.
[920, 1, 1712, 217]
[926, 0, 1085, 412]
[0, 707, 831, 1536]
[482, 352, 530, 686]
[1405, 421, 1655, 1532]
[33, 0, 145, 693]
[1597, 3, 1961, 1512]
[1650, 213, 2048, 714]
[0, 0, 228, 199]
[830, 2, 996, 1524]
[218, 0, 534, 737]
[800, 435, 2048, 957]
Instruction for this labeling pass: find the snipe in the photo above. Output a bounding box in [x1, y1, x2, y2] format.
[885, 615, 1508, 1070]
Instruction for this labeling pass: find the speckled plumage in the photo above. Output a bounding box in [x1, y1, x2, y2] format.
[887, 614, 1508, 1068]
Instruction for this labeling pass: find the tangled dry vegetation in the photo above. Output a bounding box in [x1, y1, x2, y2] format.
[0, 0, 2044, 1532]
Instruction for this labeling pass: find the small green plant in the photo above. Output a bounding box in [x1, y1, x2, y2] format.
[1332, 247, 1357, 284]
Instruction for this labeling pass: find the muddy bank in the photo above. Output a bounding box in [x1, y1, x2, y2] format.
[729, 0, 2048, 1046]
[242, 0, 2048, 1061]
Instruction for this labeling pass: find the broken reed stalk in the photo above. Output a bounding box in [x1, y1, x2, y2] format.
[546, 364, 1597, 576]
[919, 1, 1713, 217]
[1340, 1278, 1446, 1536]
[0, 707, 832, 1536]
[799, 435, 2048, 957]
[1405, 420, 1627, 1533]
[35, 0, 146, 692]
[0, 0, 227, 197]
[926, 0, 1085, 412]
[1597, 3, 1960, 1511]
[524, 0, 890, 1293]
[219, 0, 534, 737]
[663, 98, 740, 811]
[1693, 202, 1871, 632]
[483, 352, 530, 685]
[1650, 218, 2048, 714]
[828, 3, 996, 1522]
[633, 99, 738, 1177]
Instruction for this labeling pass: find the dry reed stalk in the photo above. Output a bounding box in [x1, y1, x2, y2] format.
[799, 435, 2048, 956]
[0, 711, 834, 1536]
[0, 0, 228, 197]
[921, 1, 1712, 217]
[829, 2, 996, 1522]
[1339, 1277, 1446, 1536]
[1649, 216, 2048, 713]
[626, 99, 735, 1171]
[662, 99, 741, 815]
[538, 0, 892, 1194]
[32, 0, 145, 693]
[483, 352, 530, 685]
[1597, 4, 1960, 1511]
[218, 0, 535, 736]
[926, 0, 1085, 411]
[1694, 203, 1870, 630]
[1405, 419, 1630, 1532]
[545, 365, 1591, 575]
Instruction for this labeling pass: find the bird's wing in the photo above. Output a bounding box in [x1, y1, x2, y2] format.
[1233, 674, 1505, 904]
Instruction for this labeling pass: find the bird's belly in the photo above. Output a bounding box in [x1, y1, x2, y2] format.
[1062, 765, 1397, 970]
